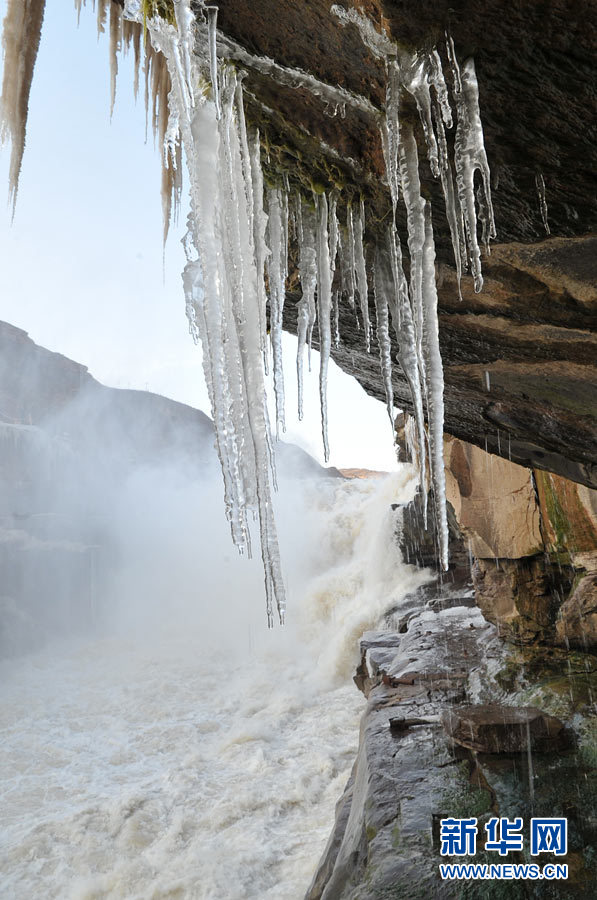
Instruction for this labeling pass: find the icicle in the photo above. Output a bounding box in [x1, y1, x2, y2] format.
[387, 227, 427, 519]
[344, 203, 357, 309]
[109, 0, 122, 118]
[406, 56, 439, 179]
[381, 59, 401, 211]
[97, 0, 108, 37]
[535, 172, 550, 235]
[296, 197, 318, 421]
[316, 193, 333, 462]
[432, 93, 465, 299]
[353, 199, 370, 352]
[372, 246, 394, 423]
[447, 42, 495, 292]
[171, 0, 195, 116]
[206, 5, 221, 119]
[399, 125, 427, 392]
[328, 192, 339, 281]
[266, 186, 288, 435]
[429, 49, 453, 129]
[248, 128, 270, 372]
[162, 105, 182, 244]
[421, 205, 449, 571]
[132, 19, 141, 100]
[0, 0, 46, 215]
[332, 289, 340, 348]
[141, 4, 286, 623]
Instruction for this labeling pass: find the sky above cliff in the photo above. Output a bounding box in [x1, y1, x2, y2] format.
[0, 0, 398, 470]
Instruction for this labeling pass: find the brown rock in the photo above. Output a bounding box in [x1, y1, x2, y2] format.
[535, 469, 597, 570]
[555, 573, 597, 649]
[472, 555, 574, 643]
[444, 436, 543, 559]
[441, 705, 571, 753]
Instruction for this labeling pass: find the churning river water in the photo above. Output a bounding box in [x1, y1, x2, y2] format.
[1, 469, 424, 899]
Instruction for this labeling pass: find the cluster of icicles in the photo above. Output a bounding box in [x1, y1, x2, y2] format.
[1, 0, 180, 237]
[1, 0, 496, 625]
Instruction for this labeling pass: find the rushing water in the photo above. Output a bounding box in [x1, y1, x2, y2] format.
[0, 468, 423, 899]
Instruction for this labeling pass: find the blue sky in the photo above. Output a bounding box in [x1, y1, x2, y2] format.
[0, 0, 398, 470]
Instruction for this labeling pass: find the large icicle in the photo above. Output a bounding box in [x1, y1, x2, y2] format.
[353, 198, 371, 352]
[266, 186, 289, 435]
[447, 40, 496, 292]
[206, 4, 221, 119]
[0, 0, 46, 214]
[398, 128, 449, 555]
[380, 59, 401, 212]
[387, 228, 427, 512]
[316, 193, 333, 462]
[248, 128, 270, 372]
[431, 87, 465, 299]
[421, 205, 449, 570]
[109, 0, 122, 117]
[344, 201, 357, 310]
[535, 172, 550, 235]
[398, 125, 427, 393]
[296, 197, 318, 421]
[143, 3, 285, 623]
[372, 246, 394, 423]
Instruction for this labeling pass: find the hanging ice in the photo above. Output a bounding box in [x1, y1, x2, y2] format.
[266, 185, 289, 436]
[344, 201, 357, 310]
[248, 128, 270, 372]
[421, 205, 449, 570]
[143, 4, 286, 623]
[353, 199, 371, 352]
[295, 191, 335, 459]
[0, 0, 46, 214]
[387, 227, 427, 523]
[1, 0, 501, 606]
[296, 196, 318, 420]
[372, 248, 394, 423]
[535, 172, 550, 235]
[316, 193, 333, 462]
[447, 40, 496, 292]
[398, 125, 427, 395]
[206, 4, 221, 119]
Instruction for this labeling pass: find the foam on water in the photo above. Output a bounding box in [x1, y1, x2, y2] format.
[0, 467, 426, 899]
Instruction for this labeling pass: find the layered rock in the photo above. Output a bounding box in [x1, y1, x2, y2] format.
[398, 428, 597, 646]
[175, 0, 597, 486]
[308, 584, 597, 899]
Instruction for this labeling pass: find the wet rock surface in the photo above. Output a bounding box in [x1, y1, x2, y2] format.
[556, 572, 597, 650]
[313, 237, 597, 490]
[397, 430, 597, 647]
[441, 704, 571, 754]
[308, 580, 597, 899]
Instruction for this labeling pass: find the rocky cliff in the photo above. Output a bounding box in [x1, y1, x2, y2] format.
[176, 0, 597, 488]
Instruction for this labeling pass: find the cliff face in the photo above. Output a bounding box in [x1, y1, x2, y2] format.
[191, 0, 597, 487]
[309, 433, 597, 899]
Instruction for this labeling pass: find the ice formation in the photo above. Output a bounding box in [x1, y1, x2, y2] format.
[535, 172, 550, 235]
[266, 186, 289, 436]
[296, 197, 318, 421]
[1, 0, 498, 603]
[332, 5, 497, 568]
[0, 0, 46, 214]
